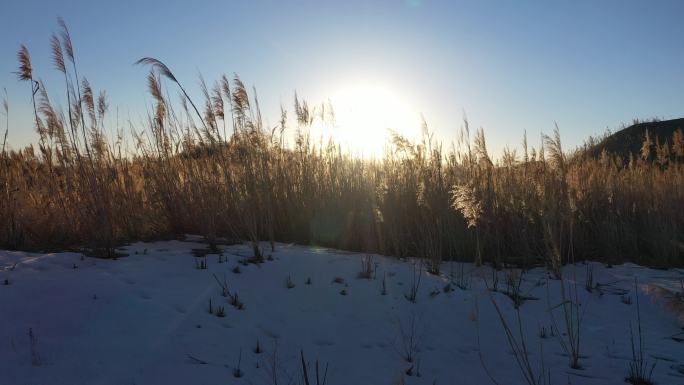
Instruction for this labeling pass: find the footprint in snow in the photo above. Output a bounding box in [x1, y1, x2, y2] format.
[314, 339, 336, 347]
[456, 345, 478, 354]
[258, 325, 280, 339]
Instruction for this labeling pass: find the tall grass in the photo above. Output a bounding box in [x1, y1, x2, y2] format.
[1, 21, 683, 268]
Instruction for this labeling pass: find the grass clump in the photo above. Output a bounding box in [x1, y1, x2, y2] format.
[358, 255, 375, 279]
[286, 275, 296, 289]
[626, 279, 656, 385]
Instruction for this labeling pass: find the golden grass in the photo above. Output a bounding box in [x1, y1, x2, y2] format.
[1, 21, 683, 269]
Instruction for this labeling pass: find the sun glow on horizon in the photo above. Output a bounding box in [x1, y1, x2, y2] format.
[314, 83, 422, 158]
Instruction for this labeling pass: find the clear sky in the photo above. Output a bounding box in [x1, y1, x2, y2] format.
[1, 0, 683, 156]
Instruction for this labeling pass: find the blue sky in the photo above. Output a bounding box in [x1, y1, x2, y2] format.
[1, 0, 683, 155]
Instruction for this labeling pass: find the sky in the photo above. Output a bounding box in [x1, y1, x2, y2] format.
[1, 0, 684, 157]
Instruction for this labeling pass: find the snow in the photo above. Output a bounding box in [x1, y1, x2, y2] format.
[1, 240, 683, 385]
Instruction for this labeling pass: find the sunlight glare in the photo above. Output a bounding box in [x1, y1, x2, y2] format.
[321, 84, 422, 157]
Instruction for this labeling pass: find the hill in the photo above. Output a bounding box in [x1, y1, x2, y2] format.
[586, 118, 684, 161]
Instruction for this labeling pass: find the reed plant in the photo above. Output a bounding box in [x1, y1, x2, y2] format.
[1, 20, 682, 272]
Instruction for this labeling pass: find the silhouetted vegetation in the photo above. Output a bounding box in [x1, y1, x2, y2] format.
[1, 20, 682, 270]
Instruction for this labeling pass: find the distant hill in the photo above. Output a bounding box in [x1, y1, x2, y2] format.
[585, 118, 684, 161]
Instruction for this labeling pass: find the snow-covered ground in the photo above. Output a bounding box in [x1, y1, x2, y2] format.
[1, 239, 683, 385]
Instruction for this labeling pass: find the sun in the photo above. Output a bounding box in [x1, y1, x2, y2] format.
[319, 83, 422, 158]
